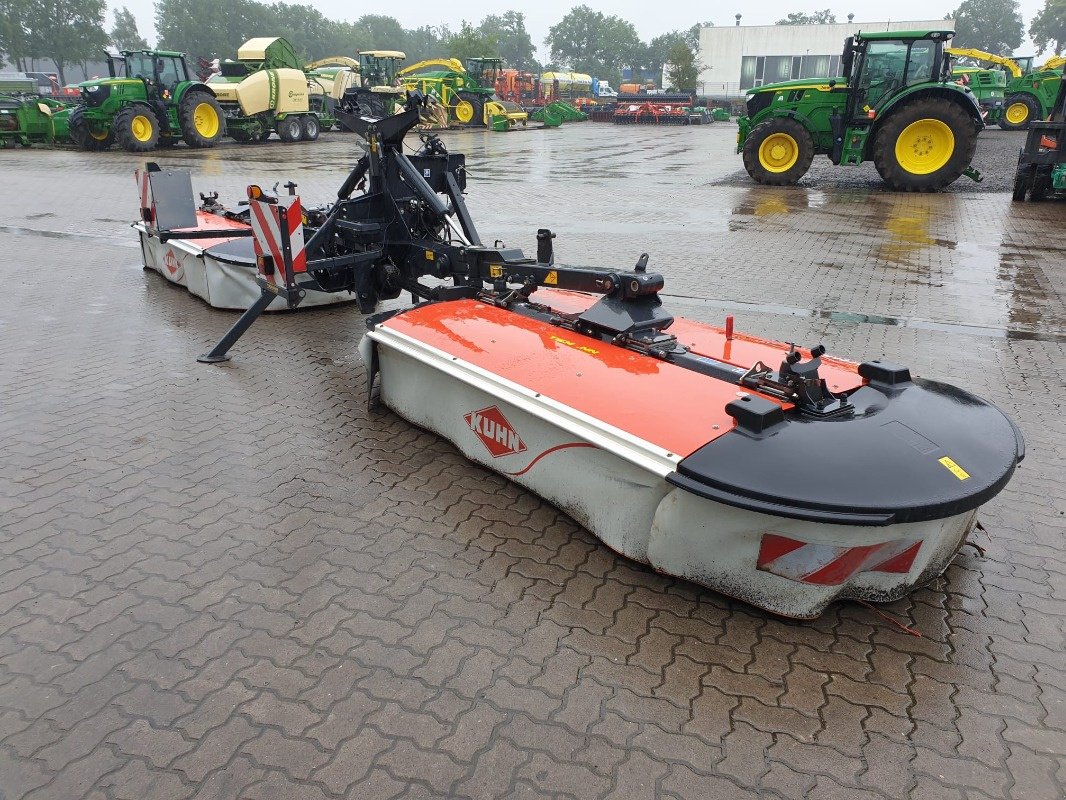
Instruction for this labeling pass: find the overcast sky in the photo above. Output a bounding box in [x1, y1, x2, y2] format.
[114, 0, 1050, 58]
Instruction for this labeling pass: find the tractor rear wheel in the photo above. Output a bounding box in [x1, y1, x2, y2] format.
[872, 99, 977, 191]
[999, 94, 1039, 130]
[113, 106, 160, 152]
[742, 118, 814, 185]
[69, 107, 113, 151]
[300, 114, 320, 141]
[277, 116, 303, 142]
[179, 92, 224, 148]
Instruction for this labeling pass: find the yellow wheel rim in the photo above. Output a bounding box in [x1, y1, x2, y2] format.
[455, 100, 474, 124]
[894, 118, 954, 175]
[1005, 102, 1029, 125]
[193, 102, 220, 138]
[89, 129, 109, 141]
[131, 114, 154, 142]
[758, 132, 800, 173]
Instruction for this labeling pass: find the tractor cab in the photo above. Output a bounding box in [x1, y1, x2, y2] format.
[464, 58, 503, 90]
[119, 51, 190, 98]
[358, 51, 406, 89]
[841, 31, 953, 120]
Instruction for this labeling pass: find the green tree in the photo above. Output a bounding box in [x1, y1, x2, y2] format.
[1030, 0, 1066, 54]
[0, 0, 31, 69]
[776, 10, 837, 24]
[545, 5, 643, 82]
[446, 21, 498, 62]
[645, 31, 688, 79]
[155, 0, 273, 59]
[110, 6, 148, 50]
[26, 0, 109, 82]
[479, 11, 535, 69]
[404, 25, 449, 63]
[685, 22, 712, 51]
[949, 0, 1023, 54]
[665, 41, 698, 90]
[351, 14, 406, 51]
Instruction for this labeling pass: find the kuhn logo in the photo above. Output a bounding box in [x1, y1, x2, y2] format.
[163, 249, 180, 275]
[464, 405, 526, 458]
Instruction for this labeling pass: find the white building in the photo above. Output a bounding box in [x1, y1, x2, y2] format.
[698, 20, 954, 98]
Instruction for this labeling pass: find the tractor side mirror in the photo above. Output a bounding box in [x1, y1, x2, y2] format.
[841, 37, 855, 82]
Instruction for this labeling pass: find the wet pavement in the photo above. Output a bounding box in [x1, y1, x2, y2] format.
[1, 123, 1064, 800]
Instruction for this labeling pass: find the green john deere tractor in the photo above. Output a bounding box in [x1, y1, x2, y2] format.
[738, 30, 984, 191]
[67, 49, 225, 152]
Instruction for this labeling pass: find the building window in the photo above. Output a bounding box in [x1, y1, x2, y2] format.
[740, 53, 841, 90]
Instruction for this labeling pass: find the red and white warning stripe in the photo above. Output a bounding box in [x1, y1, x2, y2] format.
[248, 194, 306, 281]
[757, 533, 922, 586]
[135, 168, 154, 228]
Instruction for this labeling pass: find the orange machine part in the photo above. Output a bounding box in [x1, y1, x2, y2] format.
[536, 289, 865, 394]
[383, 299, 770, 458]
[170, 211, 251, 249]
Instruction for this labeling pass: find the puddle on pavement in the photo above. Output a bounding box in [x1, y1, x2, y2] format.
[0, 225, 140, 247]
[662, 292, 1066, 343]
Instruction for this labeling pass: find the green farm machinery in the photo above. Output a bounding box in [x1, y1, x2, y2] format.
[0, 93, 69, 147]
[65, 49, 225, 151]
[208, 37, 336, 142]
[738, 30, 984, 191]
[398, 57, 528, 129]
[946, 49, 1063, 129]
[999, 55, 1064, 130]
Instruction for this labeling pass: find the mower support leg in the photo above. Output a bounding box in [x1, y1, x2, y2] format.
[197, 289, 276, 363]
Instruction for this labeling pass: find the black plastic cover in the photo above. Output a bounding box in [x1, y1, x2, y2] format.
[669, 378, 1024, 526]
[204, 237, 256, 266]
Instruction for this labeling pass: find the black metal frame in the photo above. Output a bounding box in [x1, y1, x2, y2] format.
[1012, 76, 1066, 201]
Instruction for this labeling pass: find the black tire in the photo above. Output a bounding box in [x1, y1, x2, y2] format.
[741, 117, 815, 185]
[872, 98, 978, 192]
[113, 105, 160, 152]
[459, 93, 486, 126]
[1031, 165, 1053, 200]
[998, 94, 1040, 131]
[178, 91, 224, 148]
[359, 90, 387, 118]
[277, 116, 302, 142]
[300, 114, 320, 141]
[157, 136, 176, 148]
[69, 106, 113, 150]
[1012, 164, 1034, 201]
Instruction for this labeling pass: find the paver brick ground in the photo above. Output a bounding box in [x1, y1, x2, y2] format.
[1, 124, 1064, 799]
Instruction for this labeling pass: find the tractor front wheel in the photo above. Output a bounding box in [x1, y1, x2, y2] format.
[179, 92, 224, 148]
[277, 116, 303, 143]
[69, 107, 113, 151]
[741, 118, 814, 185]
[872, 99, 977, 192]
[114, 106, 160, 152]
[998, 94, 1039, 130]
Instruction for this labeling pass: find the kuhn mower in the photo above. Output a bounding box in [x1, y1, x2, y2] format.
[167, 95, 1022, 618]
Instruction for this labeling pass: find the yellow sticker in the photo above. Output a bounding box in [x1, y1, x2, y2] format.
[488, 264, 503, 279]
[545, 270, 558, 285]
[938, 456, 970, 481]
[425, 250, 435, 261]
